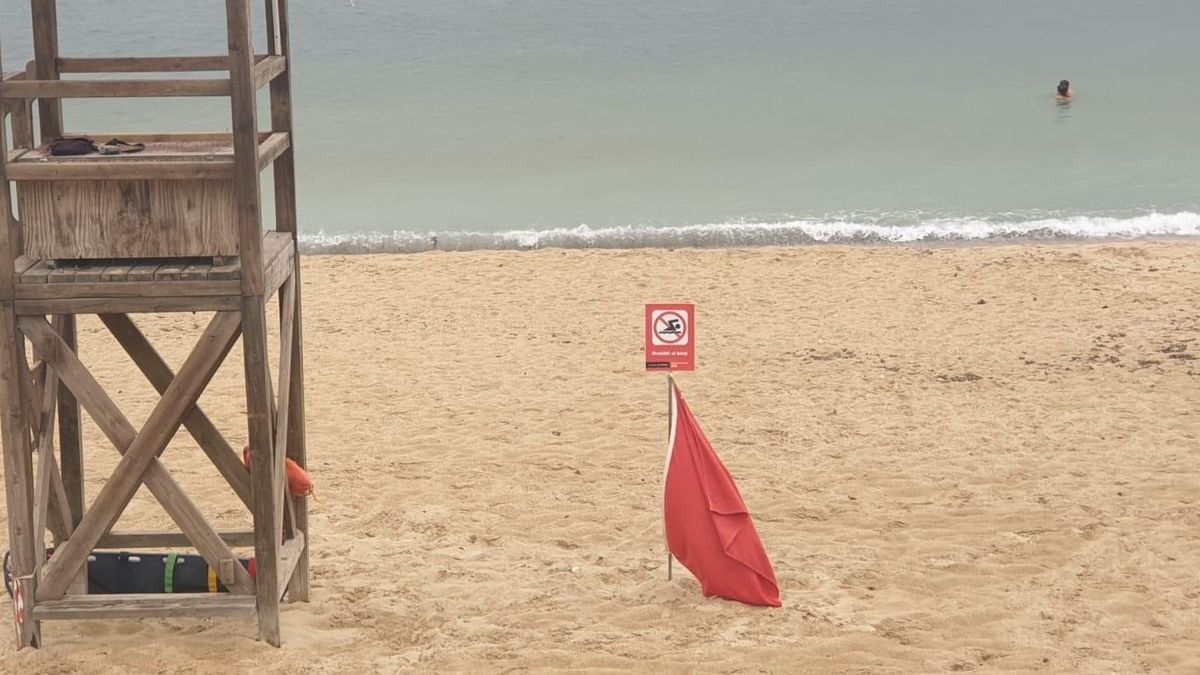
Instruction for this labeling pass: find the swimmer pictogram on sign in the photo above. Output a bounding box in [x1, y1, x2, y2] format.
[645, 304, 695, 371]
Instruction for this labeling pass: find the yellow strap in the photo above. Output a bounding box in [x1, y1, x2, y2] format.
[208, 566, 218, 593]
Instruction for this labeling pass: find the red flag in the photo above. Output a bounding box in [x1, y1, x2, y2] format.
[663, 381, 781, 607]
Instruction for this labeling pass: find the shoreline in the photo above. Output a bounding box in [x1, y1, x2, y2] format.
[298, 232, 1200, 255]
[295, 211, 1200, 254]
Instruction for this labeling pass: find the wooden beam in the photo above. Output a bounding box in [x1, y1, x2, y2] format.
[31, 355, 59, 566]
[16, 295, 242, 315]
[277, 532, 304, 600]
[253, 55, 286, 91]
[5, 156, 235, 181]
[263, 240, 296, 300]
[21, 313, 254, 599]
[56, 316, 84, 531]
[99, 313, 253, 510]
[257, 131, 290, 171]
[33, 593, 255, 621]
[97, 529, 255, 549]
[16, 278, 240, 300]
[1, 78, 231, 99]
[273, 278, 295, 534]
[56, 54, 271, 74]
[58, 56, 229, 73]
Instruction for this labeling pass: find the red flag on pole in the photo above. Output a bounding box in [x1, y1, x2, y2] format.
[663, 379, 781, 607]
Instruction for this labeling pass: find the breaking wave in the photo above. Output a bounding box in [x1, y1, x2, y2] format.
[298, 211, 1200, 254]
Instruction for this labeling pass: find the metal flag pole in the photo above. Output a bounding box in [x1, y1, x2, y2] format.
[666, 372, 674, 581]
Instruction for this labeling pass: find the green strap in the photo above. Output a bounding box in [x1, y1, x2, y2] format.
[164, 552, 178, 593]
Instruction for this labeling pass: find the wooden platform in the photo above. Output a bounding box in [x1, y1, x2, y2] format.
[11, 231, 294, 314]
[5, 133, 288, 181]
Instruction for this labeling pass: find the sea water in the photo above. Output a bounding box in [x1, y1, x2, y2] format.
[2, 0, 1197, 251]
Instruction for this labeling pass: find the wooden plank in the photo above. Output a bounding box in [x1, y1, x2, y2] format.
[153, 261, 188, 281]
[256, 132, 290, 171]
[99, 313, 254, 510]
[21, 313, 254, 599]
[282, 263, 309, 598]
[100, 263, 134, 282]
[19, 177, 239, 258]
[1, 78, 232, 99]
[209, 256, 242, 280]
[60, 131, 272, 144]
[57, 316, 84, 528]
[97, 529, 256, 549]
[180, 263, 212, 281]
[273, 278, 295, 534]
[71, 264, 106, 283]
[20, 260, 54, 284]
[34, 593, 256, 621]
[46, 266, 77, 283]
[32, 357, 59, 566]
[55, 315, 88, 596]
[16, 295, 242, 315]
[126, 261, 162, 282]
[253, 55, 286, 90]
[56, 54, 270, 75]
[262, 239, 295, 299]
[58, 56, 232, 73]
[16, 278, 240, 300]
[13, 257, 38, 276]
[8, 160, 234, 181]
[277, 533, 304, 600]
[227, 0, 266, 297]
[243, 294, 282, 645]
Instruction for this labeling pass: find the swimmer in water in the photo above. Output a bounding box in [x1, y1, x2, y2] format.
[1056, 79, 1073, 103]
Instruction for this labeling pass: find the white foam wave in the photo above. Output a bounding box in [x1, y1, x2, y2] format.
[298, 211, 1200, 254]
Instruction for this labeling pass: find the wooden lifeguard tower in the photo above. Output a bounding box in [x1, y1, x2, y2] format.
[0, 1, 308, 648]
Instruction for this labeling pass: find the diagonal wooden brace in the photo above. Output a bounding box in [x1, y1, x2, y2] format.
[273, 277, 295, 537]
[23, 356, 72, 546]
[98, 314, 254, 510]
[21, 313, 255, 600]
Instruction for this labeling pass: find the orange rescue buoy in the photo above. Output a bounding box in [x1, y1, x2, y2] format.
[242, 444, 315, 498]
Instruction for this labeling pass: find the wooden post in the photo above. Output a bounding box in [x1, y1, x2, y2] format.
[227, 0, 265, 296]
[56, 316, 84, 527]
[0, 16, 40, 647]
[266, 0, 309, 603]
[30, 0, 64, 139]
[230, 0, 283, 645]
[243, 295, 282, 646]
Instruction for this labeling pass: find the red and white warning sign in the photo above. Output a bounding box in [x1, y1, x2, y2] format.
[645, 304, 695, 371]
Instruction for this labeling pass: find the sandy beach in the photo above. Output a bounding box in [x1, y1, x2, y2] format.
[2, 241, 1199, 673]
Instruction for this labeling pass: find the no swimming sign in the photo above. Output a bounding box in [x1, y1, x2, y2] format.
[645, 304, 695, 371]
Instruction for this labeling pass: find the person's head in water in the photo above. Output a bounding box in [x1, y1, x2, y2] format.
[1057, 79, 1071, 98]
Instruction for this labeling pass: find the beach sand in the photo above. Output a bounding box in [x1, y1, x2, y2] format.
[2, 241, 1199, 673]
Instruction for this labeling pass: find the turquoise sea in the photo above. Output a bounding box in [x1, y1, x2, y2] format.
[2, 0, 1198, 251]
